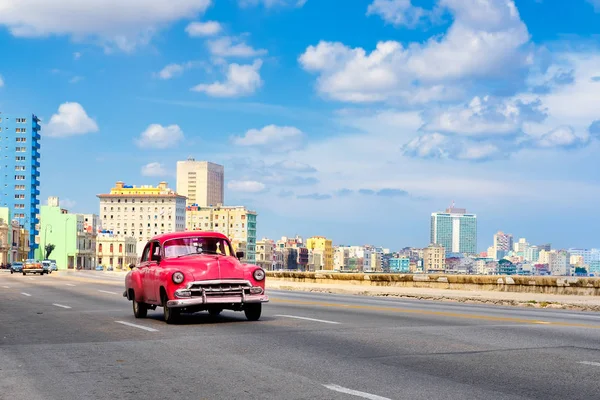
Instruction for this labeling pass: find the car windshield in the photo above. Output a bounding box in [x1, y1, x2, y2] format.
[13, 263, 22, 267]
[163, 236, 234, 258]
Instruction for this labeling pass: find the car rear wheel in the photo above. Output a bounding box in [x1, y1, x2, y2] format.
[162, 293, 179, 324]
[22, 272, 26, 276]
[244, 304, 262, 321]
[208, 308, 223, 316]
[133, 297, 148, 318]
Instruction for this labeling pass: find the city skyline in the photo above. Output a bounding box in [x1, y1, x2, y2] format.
[1, 1, 600, 250]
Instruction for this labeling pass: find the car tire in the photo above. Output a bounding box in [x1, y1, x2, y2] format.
[244, 304, 262, 321]
[22, 272, 26, 276]
[208, 308, 223, 316]
[132, 296, 148, 319]
[10, 270, 13, 274]
[162, 293, 179, 324]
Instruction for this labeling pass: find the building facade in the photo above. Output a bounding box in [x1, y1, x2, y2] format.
[424, 243, 445, 273]
[185, 204, 257, 263]
[306, 236, 334, 270]
[389, 257, 410, 273]
[0, 113, 41, 257]
[256, 238, 275, 271]
[176, 158, 224, 207]
[493, 231, 513, 253]
[431, 206, 477, 255]
[97, 181, 187, 245]
[96, 233, 137, 269]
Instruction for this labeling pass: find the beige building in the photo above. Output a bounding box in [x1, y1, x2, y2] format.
[256, 238, 275, 271]
[97, 181, 187, 245]
[176, 158, 224, 207]
[96, 233, 137, 269]
[334, 246, 349, 270]
[185, 204, 257, 263]
[424, 243, 445, 273]
[0, 218, 8, 265]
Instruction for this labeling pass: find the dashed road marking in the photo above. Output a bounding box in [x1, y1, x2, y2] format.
[52, 303, 72, 309]
[97, 290, 118, 295]
[275, 314, 340, 324]
[66, 283, 76, 287]
[2, 285, 9, 289]
[114, 321, 158, 332]
[579, 361, 600, 367]
[21, 292, 32, 297]
[323, 384, 392, 400]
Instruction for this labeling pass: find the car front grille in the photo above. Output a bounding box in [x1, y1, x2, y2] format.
[188, 281, 252, 297]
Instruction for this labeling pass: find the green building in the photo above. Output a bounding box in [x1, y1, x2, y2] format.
[34, 204, 78, 269]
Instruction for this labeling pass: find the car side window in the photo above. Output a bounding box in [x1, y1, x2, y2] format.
[151, 242, 162, 262]
[141, 243, 152, 262]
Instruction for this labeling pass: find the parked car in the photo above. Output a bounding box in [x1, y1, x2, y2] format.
[95, 265, 104, 271]
[23, 259, 44, 275]
[123, 231, 268, 324]
[10, 262, 23, 274]
[42, 260, 53, 274]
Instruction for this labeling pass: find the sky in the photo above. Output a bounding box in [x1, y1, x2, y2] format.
[0, 0, 599, 251]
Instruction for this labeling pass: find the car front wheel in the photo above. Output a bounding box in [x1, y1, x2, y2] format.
[244, 304, 262, 321]
[132, 295, 148, 318]
[162, 293, 179, 324]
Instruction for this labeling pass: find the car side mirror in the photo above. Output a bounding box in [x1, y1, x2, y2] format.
[236, 251, 245, 259]
[128, 263, 135, 270]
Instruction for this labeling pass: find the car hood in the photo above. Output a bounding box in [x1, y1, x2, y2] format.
[165, 255, 247, 281]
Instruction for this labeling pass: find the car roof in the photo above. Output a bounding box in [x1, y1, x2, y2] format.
[150, 231, 230, 243]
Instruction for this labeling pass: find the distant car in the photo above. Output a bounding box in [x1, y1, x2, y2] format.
[107, 265, 114, 271]
[95, 265, 104, 271]
[50, 262, 57, 272]
[23, 259, 44, 275]
[42, 260, 53, 274]
[10, 262, 23, 274]
[124, 231, 268, 324]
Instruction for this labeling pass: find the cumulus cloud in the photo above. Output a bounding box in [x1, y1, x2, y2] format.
[271, 160, 316, 172]
[141, 162, 169, 177]
[45, 102, 99, 138]
[231, 124, 304, 152]
[191, 59, 263, 97]
[185, 21, 222, 37]
[156, 62, 194, 80]
[207, 36, 267, 58]
[227, 180, 266, 193]
[0, 0, 212, 52]
[402, 133, 505, 161]
[299, 0, 531, 103]
[239, 0, 306, 8]
[366, 0, 435, 28]
[135, 124, 184, 149]
[296, 193, 331, 200]
[526, 126, 589, 149]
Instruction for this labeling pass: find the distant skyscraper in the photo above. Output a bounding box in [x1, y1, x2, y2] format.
[176, 158, 224, 207]
[430, 205, 477, 255]
[0, 112, 41, 258]
[493, 231, 513, 252]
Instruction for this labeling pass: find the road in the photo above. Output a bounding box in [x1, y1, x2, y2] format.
[1, 270, 600, 400]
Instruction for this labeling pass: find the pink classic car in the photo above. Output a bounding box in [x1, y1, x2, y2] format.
[123, 231, 268, 323]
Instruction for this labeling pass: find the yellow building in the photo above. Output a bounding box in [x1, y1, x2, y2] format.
[186, 204, 257, 263]
[96, 233, 138, 269]
[306, 236, 333, 270]
[424, 243, 445, 273]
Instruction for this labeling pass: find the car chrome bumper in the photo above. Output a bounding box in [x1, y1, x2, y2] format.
[166, 293, 269, 308]
[23, 268, 43, 272]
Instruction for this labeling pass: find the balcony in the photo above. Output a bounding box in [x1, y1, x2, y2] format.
[33, 132, 41, 141]
[33, 141, 40, 150]
[31, 159, 40, 168]
[32, 198, 40, 205]
[32, 151, 40, 159]
[31, 188, 40, 196]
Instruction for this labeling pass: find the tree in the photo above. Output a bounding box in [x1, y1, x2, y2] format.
[45, 243, 55, 259]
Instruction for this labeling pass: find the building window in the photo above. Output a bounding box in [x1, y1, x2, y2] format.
[110, 244, 113, 253]
[119, 244, 123, 253]
[99, 243, 103, 252]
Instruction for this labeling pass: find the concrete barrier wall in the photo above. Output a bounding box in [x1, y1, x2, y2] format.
[266, 272, 600, 296]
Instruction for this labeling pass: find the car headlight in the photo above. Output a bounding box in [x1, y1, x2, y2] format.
[172, 271, 185, 284]
[253, 268, 265, 281]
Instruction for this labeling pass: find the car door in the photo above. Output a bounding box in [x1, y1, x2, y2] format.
[148, 241, 163, 303]
[142, 241, 161, 303]
[138, 243, 153, 302]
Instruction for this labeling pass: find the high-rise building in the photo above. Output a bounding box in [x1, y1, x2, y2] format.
[176, 158, 224, 207]
[513, 238, 529, 253]
[0, 113, 41, 258]
[97, 181, 187, 245]
[306, 236, 334, 270]
[493, 231, 513, 252]
[185, 204, 257, 263]
[430, 205, 477, 255]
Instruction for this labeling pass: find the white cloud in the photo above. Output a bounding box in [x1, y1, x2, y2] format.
[239, 0, 306, 8]
[45, 102, 99, 138]
[0, 74, 4, 87]
[185, 20, 222, 37]
[0, 0, 212, 52]
[141, 162, 169, 177]
[156, 62, 193, 80]
[207, 36, 267, 58]
[528, 126, 589, 149]
[366, 0, 433, 28]
[227, 180, 266, 193]
[69, 76, 84, 84]
[299, 0, 531, 103]
[232, 125, 304, 152]
[271, 160, 316, 172]
[135, 124, 184, 149]
[191, 59, 263, 97]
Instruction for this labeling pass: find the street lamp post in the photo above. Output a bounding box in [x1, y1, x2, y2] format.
[64, 216, 74, 269]
[44, 224, 53, 260]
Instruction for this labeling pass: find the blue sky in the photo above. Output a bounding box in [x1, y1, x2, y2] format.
[1, 0, 600, 251]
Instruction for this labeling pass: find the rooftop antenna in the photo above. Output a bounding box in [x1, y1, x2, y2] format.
[187, 156, 195, 161]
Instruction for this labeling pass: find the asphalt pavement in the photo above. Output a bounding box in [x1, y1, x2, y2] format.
[1, 270, 600, 400]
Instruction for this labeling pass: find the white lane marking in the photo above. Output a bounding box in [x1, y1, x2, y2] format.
[114, 321, 158, 332]
[21, 292, 32, 296]
[579, 361, 600, 367]
[97, 290, 118, 295]
[323, 384, 392, 400]
[53, 303, 72, 309]
[275, 314, 340, 324]
[2, 285, 9, 288]
[66, 284, 76, 287]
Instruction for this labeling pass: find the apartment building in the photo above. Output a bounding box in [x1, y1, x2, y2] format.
[97, 181, 187, 245]
[0, 113, 41, 257]
[256, 238, 275, 271]
[176, 158, 224, 207]
[306, 236, 333, 270]
[96, 233, 137, 269]
[424, 243, 445, 273]
[431, 205, 477, 255]
[185, 204, 257, 263]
